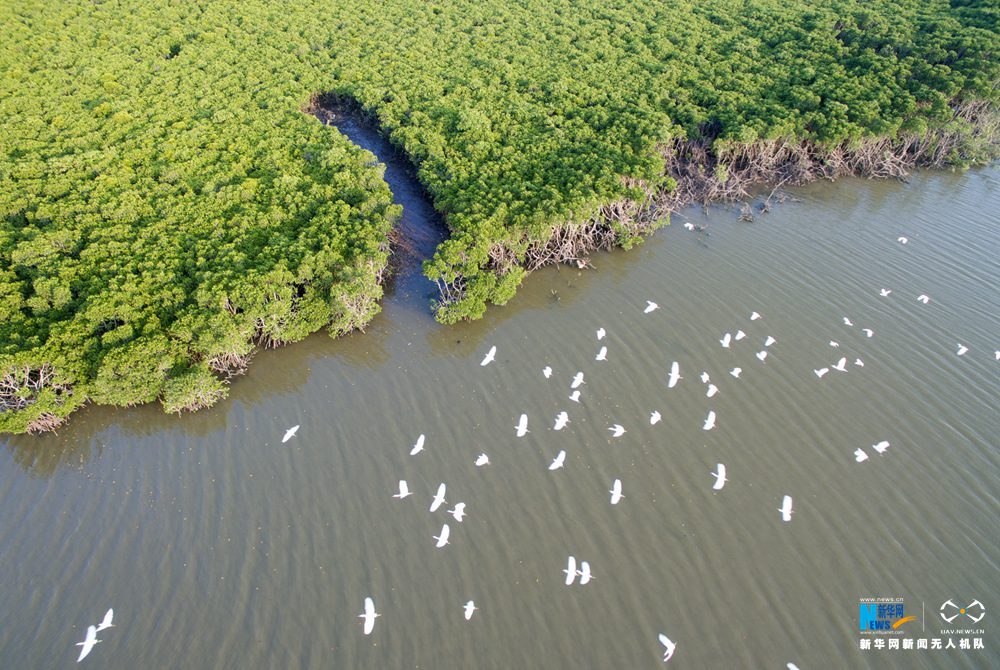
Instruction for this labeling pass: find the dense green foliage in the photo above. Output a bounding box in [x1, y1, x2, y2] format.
[1, 0, 997, 431]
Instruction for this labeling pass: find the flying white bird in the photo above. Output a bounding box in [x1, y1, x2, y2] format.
[829, 341, 840, 348]
[553, 411, 569, 431]
[569, 390, 581, 403]
[843, 317, 854, 326]
[706, 384, 718, 398]
[571, 372, 585, 389]
[282, 425, 299, 443]
[832, 357, 847, 372]
[854, 448, 868, 463]
[658, 633, 677, 662]
[609, 479, 624, 505]
[995, 350, 999, 361]
[433, 523, 450, 548]
[700, 371, 710, 384]
[814, 367, 829, 378]
[667, 361, 682, 388]
[956, 344, 968, 356]
[858, 328, 873, 338]
[480, 345, 497, 366]
[750, 311, 761, 321]
[548, 450, 566, 470]
[917, 294, 930, 304]
[393, 480, 413, 499]
[873, 440, 890, 454]
[564, 556, 577, 585]
[595, 346, 608, 361]
[76, 625, 101, 662]
[448, 503, 467, 522]
[410, 434, 426, 455]
[429, 483, 447, 512]
[703, 410, 717, 431]
[779, 495, 794, 522]
[756, 350, 768, 362]
[96, 609, 114, 633]
[475, 453, 490, 467]
[880, 288, 891, 297]
[542, 366, 553, 379]
[720, 333, 732, 348]
[463, 601, 477, 621]
[854, 358, 864, 367]
[711, 463, 727, 490]
[577, 561, 594, 585]
[734, 330, 747, 341]
[764, 335, 776, 347]
[644, 301, 659, 314]
[596, 328, 606, 340]
[788, 664, 801, 670]
[609, 424, 626, 438]
[898, 236, 908, 244]
[515, 413, 529, 437]
[650, 410, 662, 425]
[730, 367, 742, 378]
[358, 597, 379, 635]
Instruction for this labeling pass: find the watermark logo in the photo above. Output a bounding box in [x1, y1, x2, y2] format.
[941, 600, 986, 625]
[859, 598, 913, 632]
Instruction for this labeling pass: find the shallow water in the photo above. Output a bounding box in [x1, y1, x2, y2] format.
[1, 155, 998, 668]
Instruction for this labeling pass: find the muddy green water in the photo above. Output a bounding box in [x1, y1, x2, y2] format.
[2, 162, 998, 668]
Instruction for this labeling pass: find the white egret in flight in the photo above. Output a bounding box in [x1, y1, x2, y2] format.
[703, 410, 717, 431]
[76, 625, 101, 662]
[358, 597, 379, 635]
[667, 361, 682, 388]
[553, 411, 569, 431]
[433, 523, 451, 548]
[448, 503, 467, 522]
[96, 609, 114, 632]
[564, 556, 577, 585]
[480, 345, 497, 366]
[609, 479, 623, 505]
[429, 483, 447, 512]
[515, 413, 529, 437]
[393, 480, 412, 499]
[779, 495, 794, 522]
[658, 633, 677, 662]
[711, 464, 727, 490]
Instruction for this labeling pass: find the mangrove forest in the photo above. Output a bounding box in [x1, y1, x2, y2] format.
[1, 0, 997, 432]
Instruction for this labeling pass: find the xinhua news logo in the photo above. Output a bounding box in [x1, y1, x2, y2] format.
[859, 599, 916, 633]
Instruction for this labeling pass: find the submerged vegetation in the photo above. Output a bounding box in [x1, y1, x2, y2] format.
[1, 0, 997, 432]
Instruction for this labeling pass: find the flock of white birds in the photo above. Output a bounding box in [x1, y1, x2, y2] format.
[259, 233, 997, 666]
[66, 235, 988, 665]
[64, 229, 992, 666]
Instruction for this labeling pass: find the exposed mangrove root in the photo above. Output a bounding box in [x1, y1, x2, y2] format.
[658, 99, 999, 212]
[0, 364, 71, 414]
[0, 364, 74, 434]
[25, 412, 66, 435]
[207, 352, 254, 379]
